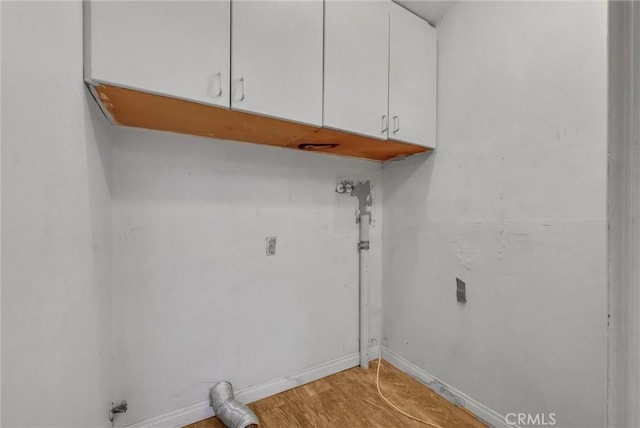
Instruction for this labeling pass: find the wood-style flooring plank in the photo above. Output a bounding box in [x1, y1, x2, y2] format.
[185, 359, 487, 428]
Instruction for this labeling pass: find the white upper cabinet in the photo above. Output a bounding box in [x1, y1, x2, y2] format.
[231, 0, 323, 126]
[85, 0, 230, 108]
[389, 5, 437, 148]
[85, 0, 436, 154]
[324, 0, 391, 140]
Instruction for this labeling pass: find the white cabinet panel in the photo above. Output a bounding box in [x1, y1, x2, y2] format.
[389, 5, 437, 148]
[324, 0, 390, 139]
[85, 0, 230, 108]
[231, 0, 323, 126]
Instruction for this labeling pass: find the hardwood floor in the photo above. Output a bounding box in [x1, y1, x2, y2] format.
[187, 359, 487, 428]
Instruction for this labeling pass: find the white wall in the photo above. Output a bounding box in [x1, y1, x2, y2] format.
[382, 2, 608, 427]
[1, 1, 112, 427]
[109, 127, 382, 426]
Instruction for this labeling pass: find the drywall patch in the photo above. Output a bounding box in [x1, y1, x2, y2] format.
[351, 180, 372, 222]
[335, 178, 373, 223]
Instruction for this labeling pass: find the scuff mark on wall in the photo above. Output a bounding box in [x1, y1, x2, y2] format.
[455, 249, 478, 271]
[426, 379, 466, 408]
[449, 224, 485, 271]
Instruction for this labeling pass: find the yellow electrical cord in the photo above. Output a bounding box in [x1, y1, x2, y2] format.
[375, 357, 444, 428]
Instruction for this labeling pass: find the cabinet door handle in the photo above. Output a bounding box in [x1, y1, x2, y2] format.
[236, 77, 245, 102]
[381, 115, 388, 134]
[393, 116, 399, 133]
[209, 71, 223, 98]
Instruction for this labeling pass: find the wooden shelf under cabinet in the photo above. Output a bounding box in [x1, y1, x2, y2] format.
[90, 84, 429, 162]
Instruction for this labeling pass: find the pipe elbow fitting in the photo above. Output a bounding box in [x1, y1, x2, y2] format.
[210, 382, 259, 428]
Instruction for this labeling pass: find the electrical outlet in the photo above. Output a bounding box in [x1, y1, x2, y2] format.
[266, 237, 276, 256]
[456, 278, 466, 303]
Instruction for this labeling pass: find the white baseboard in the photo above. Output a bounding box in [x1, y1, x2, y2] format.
[127, 346, 507, 428]
[125, 400, 214, 428]
[381, 346, 514, 428]
[127, 349, 380, 428]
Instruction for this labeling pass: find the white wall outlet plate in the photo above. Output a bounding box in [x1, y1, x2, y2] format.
[266, 237, 277, 256]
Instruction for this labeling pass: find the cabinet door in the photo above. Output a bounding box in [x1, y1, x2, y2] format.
[324, 0, 390, 139]
[389, 5, 436, 148]
[231, 0, 323, 126]
[85, 0, 230, 108]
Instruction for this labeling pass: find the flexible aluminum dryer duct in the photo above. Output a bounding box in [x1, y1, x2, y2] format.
[210, 381, 259, 428]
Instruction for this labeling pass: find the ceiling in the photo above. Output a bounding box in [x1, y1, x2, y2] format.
[393, 0, 457, 26]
